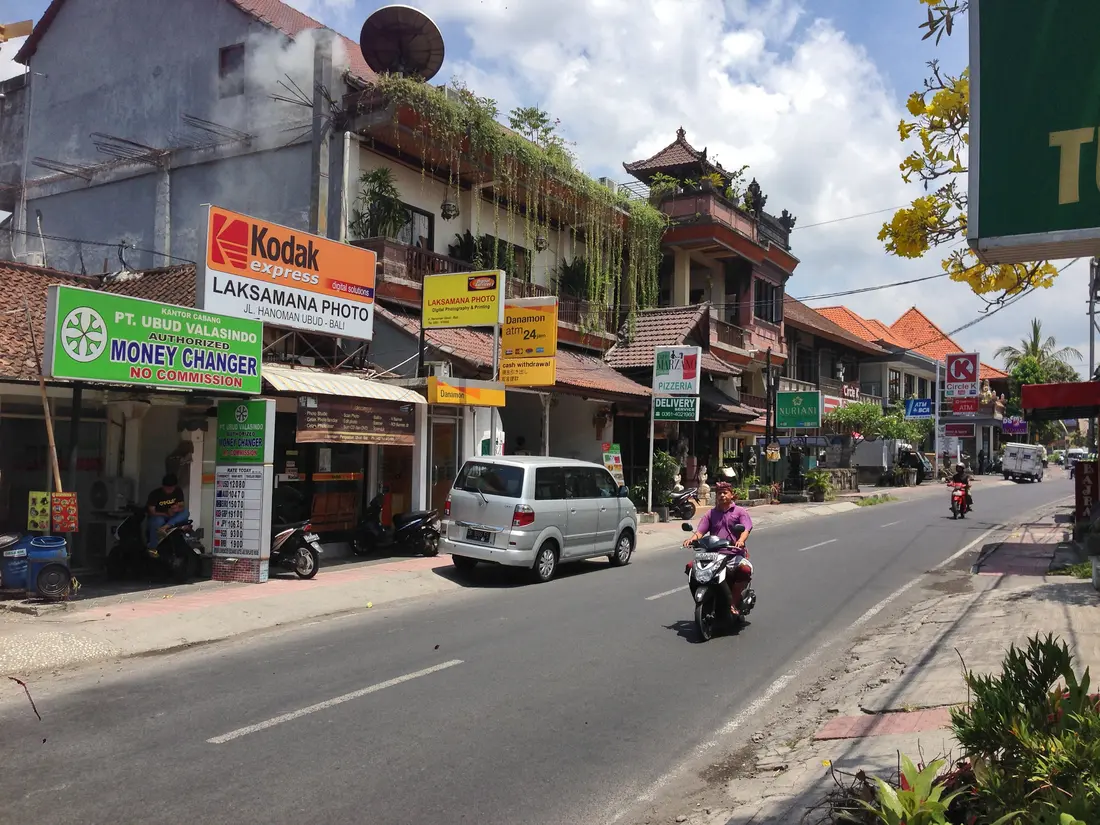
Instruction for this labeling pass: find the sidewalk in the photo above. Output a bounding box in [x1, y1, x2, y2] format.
[651, 500, 1096, 825]
[0, 478, 977, 679]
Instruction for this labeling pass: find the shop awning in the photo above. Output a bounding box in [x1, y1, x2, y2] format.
[262, 365, 426, 404]
[700, 383, 759, 422]
[1022, 381, 1100, 421]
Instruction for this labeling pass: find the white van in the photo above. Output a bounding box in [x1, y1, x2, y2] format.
[1002, 442, 1045, 483]
[440, 456, 638, 583]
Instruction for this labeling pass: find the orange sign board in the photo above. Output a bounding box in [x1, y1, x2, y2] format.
[198, 204, 377, 339]
[426, 376, 506, 407]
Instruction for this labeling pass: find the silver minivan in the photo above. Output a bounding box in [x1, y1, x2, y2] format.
[440, 456, 638, 583]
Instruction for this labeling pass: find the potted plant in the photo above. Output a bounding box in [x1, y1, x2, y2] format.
[647, 172, 680, 204]
[805, 468, 833, 503]
[699, 172, 724, 193]
[652, 450, 680, 520]
[349, 167, 409, 240]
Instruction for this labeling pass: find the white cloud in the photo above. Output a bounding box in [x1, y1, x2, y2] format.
[411, 0, 1083, 371]
[0, 37, 26, 82]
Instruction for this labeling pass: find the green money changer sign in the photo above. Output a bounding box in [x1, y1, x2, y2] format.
[45, 286, 263, 393]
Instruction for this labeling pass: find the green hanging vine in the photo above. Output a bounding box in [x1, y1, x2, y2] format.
[367, 74, 666, 326]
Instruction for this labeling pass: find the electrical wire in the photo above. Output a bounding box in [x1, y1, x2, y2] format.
[2, 226, 196, 264]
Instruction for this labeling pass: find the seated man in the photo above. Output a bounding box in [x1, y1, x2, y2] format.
[146, 473, 189, 550]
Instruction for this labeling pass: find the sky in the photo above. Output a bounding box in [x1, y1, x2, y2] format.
[0, 0, 1087, 374]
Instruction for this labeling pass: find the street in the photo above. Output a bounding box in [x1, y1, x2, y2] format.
[0, 477, 1074, 825]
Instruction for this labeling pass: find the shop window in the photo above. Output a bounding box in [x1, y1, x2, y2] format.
[455, 462, 524, 498]
[904, 373, 916, 398]
[795, 347, 814, 383]
[396, 204, 434, 250]
[754, 279, 782, 324]
[219, 43, 245, 97]
[918, 377, 929, 398]
[889, 369, 902, 402]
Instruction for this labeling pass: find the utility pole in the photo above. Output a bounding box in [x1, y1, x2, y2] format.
[764, 348, 773, 485]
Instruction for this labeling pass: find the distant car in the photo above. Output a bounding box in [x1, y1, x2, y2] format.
[440, 456, 638, 583]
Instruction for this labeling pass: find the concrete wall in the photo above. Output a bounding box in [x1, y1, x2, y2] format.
[7, 0, 322, 270]
[549, 394, 612, 464]
[0, 75, 27, 206]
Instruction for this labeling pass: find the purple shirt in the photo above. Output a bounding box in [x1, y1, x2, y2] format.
[696, 505, 753, 543]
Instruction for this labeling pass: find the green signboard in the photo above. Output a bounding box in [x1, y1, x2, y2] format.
[653, 395, 699, 421]
[776, 391, 822, 429]
[45, 286, 263, 394]
[970, 0, 1100, 263]
[215, 399, 274, 464]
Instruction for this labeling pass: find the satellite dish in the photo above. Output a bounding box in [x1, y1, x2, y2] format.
[359, 5, 445, 81]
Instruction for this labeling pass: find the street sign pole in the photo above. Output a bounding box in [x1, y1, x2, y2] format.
[934, 361, 941, 478]
[646, 395, 655, 513]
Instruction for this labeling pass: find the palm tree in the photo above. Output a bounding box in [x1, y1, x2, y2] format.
[994, 318, 1083, 372]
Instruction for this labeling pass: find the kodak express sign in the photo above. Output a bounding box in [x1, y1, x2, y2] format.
[198, 204, 377, 340]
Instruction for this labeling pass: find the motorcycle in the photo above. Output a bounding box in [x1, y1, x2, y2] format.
[107, 505, 208, 583]
[948, 481, 970, 520]
[352, 492, 440, 557]
[669, 487, 700, 520]
[680, 522, 757, 641]
[270, 519, 323, 579]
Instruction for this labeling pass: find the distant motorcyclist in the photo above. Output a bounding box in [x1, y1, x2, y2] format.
[949, 463, 973, 511]
[683, 482, 753, 616]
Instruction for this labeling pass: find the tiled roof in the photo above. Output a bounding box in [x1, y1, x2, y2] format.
[18, 0, 377, 84]
[889, 307, 1007, 379]
[700, 383, 758, 422]
[0, 260, 96, 381]
[623, 127, 727, 180]
[783, 297, 886, 355]
[100, 265, 197, 305]
[604, 305, 737, 376]
[815, 306, 913, 349]
[376, 307, 652, 399]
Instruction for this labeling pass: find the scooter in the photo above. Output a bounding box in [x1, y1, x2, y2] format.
[353, 492, 440, 557]
[669, 487, 700, 520]
[270, 519, 323, 579]
[681, 522, 757, 641]
[948, 481, 970, 519]
[107, 505, 208, 583]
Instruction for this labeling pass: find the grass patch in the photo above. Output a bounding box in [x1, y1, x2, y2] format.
[856, 494, 896, 507]
[1050, 561, 1092, 579]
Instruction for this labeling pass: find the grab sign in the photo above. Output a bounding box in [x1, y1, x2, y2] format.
[945, 353, 980, 398]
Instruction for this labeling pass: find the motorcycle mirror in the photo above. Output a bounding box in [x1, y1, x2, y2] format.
[681, 522, 694, 532]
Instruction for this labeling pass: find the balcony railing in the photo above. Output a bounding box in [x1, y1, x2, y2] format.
[739, 393, 767, 411]
[659, 192, 758, 243]
[779, 377, 817, 393]
[711, 316, 748, 350]
[352, 238, 618, 336]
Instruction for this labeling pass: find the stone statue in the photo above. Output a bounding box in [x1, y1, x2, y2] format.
[979, 379, 994, 404]
[697, 465, 711, 503]
[672, 472, 684, 493]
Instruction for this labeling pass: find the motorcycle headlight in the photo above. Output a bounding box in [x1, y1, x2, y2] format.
[695, 567, 714, 584]
[694, 588, 706, 603]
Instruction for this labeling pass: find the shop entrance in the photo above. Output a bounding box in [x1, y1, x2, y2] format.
[430, 408, 461, 513]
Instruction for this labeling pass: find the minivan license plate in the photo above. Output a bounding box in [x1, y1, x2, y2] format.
[466, 528, 492, 543]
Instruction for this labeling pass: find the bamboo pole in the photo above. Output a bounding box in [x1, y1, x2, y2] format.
[25, 299, 63, 494]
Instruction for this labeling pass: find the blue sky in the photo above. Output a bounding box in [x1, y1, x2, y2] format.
[1, 1, 1079, 369]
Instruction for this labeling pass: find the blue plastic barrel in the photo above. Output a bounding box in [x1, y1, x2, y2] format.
[27, 536, 70, 599]
[0, 534, 29, 591]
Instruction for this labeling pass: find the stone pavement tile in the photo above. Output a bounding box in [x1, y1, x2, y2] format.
[815, 708, 953, 740]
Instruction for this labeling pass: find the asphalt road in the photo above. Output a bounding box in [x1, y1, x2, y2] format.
[0, 476, 1074, 825]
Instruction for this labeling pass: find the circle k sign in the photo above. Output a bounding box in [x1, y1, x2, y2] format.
[945, 352, 980, 398]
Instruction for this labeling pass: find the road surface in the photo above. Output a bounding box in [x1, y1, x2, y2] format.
[0, 477, 1072, 825]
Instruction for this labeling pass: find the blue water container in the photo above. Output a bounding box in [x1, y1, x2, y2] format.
[27, 536, 70, 600]
[0, 533, 29, 592]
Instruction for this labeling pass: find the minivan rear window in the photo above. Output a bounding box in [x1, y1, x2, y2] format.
[454, 462, 525, 498]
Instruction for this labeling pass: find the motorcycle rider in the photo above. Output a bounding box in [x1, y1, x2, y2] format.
[949, 463, 974, 511]
[145, 473, 189, 551]
[683, 481, 753, 616]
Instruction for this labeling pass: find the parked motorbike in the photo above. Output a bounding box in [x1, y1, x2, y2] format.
[680, 522, 757, 641]
[107, 505, 207, 583]
[669, 487, 700, 520]
[270, 519, 323, 579]
[352, 492, 440, 557]
[948, 481, 970, 520]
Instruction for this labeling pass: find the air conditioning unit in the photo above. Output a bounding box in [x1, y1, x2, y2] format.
[425, 361, 451, 379]
[598, 177, 618, 195]
[88, 477, 135, 513]
[22, 251, 44, 266]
